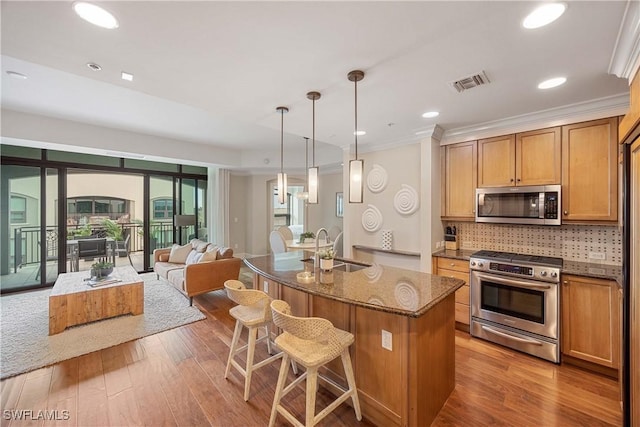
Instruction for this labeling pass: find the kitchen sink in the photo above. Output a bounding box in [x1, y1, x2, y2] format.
[300, 258, 370, 272]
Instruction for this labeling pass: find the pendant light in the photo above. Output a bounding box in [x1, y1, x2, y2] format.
[296, 137, 310, 200]
[348, 70, 365, 203]
[276, 106, 289, 205]
[307, 91, 321, 204]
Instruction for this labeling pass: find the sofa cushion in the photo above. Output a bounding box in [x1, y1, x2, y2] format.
[200, 250, 218, 263]
[186, 251, 204, 265]
[169, 243, 192, 263]
[190, 239, 210, 253]
[217, 247, 234, 259]
[154, 262, 184, 279]
[167, 269, 185, 291]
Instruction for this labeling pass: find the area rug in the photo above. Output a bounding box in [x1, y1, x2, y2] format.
[0, 272, 206, 379]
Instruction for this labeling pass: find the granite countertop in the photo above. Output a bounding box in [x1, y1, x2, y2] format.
[244, 251, 464, 318]
[432, 249, 623, 286]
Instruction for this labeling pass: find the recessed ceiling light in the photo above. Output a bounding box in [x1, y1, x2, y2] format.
[73, 2, 119, 29]
[538, 77, 567, 89]
[353, 130, 366, 136]
[422, 111, 439, 118]
[86, 62, 102, 71]
[121, 71, 133, 81]
[6, 71, 28, 80]
[523, 3, 566, 29]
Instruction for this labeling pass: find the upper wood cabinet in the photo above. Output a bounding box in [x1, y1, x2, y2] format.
[561, 117, 618, 222]
[441, 140, 477, 219]
[477, 128, 561, 187]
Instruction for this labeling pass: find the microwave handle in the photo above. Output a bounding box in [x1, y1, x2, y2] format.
[474, 272, 552, 290]
[538, 193, 545, 219]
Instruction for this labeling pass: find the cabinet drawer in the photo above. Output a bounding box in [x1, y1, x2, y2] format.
[455, 303, 470, 325]
[436, 257, 469, 272]
[455, 284, 470, 305]
[437, 268, 469, 285]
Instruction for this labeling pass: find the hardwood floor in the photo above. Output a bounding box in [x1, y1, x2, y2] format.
[1, 288, 622, 426]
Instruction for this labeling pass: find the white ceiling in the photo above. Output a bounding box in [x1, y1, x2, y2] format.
[0, 1, 632, 170]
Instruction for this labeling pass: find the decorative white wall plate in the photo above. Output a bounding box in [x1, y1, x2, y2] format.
[394, 280, 418, 311]
[393, 184, 419, 215]
[367, 164, 388, 193]
[361, 204, 383, 232]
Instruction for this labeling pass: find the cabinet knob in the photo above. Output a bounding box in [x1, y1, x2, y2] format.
[563, 210, 568, 215]
[516, 178, 521, 182]
[563, 280, 568, 285]
[450, 263, 455, 267]
[510, 178, 514, 182]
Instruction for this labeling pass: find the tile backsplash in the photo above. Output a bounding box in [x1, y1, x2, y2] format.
[448, 222, 622, 265]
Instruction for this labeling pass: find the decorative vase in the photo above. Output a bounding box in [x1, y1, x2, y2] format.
[320, 258, 333, 271]
[382, 230, 393, 250]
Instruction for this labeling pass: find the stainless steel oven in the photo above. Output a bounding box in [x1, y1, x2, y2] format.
[469, 250, 562, 363]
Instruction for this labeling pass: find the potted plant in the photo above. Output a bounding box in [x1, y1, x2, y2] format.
[91, 261, 114, 279]
[318, 248, 335, 271]
[299, 231, 315, 243]
[102, 219, 128, 256]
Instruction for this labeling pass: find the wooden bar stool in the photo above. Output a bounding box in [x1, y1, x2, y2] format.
[224, 280, 283, 401]
[268, 299, 362, 427]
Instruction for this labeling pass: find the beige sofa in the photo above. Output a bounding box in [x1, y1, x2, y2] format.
[153, 239, 242, 305]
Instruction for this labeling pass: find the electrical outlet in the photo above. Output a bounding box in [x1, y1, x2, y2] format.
[381, 329, 392, 351]
[263, 281, 269, 293]
[440, 240, 445, 248]
[589, 252, 606, 260]
[435, 241, 441, 249]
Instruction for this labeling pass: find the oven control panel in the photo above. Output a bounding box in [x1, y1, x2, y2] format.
[470, 257, 560, 283]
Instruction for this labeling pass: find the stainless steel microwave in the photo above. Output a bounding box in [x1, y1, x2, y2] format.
[475, 185, 561, 225]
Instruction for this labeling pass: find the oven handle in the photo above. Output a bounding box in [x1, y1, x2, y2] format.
[474, 272, 552, 290]
[481, 325, 544, 346]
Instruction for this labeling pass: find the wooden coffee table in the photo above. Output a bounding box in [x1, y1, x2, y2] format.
[49, 265, 144, 335]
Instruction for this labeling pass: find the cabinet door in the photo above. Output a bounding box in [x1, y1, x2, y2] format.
[478, 135, 515, 187]
[561, 118, 618, 221]
[561, 275, 620, 369]
[441, 141, 477, 219]
[516, 127, 561, 185]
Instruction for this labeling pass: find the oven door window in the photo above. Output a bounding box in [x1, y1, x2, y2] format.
[481, 280, 545, 324]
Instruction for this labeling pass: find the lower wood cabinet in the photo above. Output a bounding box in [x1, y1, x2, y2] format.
[433, 257, 470, 330]
[561, 274, 621, 373]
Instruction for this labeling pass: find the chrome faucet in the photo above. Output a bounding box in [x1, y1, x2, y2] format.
[314, 227, 330, 270]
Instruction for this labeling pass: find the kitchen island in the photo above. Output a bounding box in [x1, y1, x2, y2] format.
[244, 251, 465, 427]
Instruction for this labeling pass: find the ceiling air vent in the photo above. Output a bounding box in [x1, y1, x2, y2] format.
[449, 71, 490, 93]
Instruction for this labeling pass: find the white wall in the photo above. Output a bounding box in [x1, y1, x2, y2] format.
[343, 143, 423, 270]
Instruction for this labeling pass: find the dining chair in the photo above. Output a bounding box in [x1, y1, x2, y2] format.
[269, 230, 287, 254]
[277, 226, 293, 241]
[113, 234, 133, 267]
[332, 232, 343, 258]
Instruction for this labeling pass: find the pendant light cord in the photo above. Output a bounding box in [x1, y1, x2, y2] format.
[280, 108, 284, 174]
[354, 77, 358, 160]
[312, 97, 316, 167]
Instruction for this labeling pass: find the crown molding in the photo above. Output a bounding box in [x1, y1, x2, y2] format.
[609, 0, 640, 81]
[440, 94, 629, 145]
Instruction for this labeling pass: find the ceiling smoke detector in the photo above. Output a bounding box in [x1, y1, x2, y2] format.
[449, 71, 490, 93]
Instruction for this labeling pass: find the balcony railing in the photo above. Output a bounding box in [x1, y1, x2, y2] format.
[11, 222, 176, 272]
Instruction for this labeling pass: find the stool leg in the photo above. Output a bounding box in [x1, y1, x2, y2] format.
[244, 326, 258, 401]
[305, 367, 319, 427]
[341, 350, 362, 421]
[269, 354, 290, 427]
[225, 320, 242, 379]
[264, 325, 272, 355]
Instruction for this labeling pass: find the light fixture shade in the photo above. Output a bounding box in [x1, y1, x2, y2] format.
[308, 166, 319, 204]
[174, 214, 196, 227]
[277, 172, 288, 204]
[349, 159, 364, 203]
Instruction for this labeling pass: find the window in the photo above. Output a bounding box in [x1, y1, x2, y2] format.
[67, 196, 130, 223]
[10, 195, 26, 223]
[153, 199, 173, 219]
